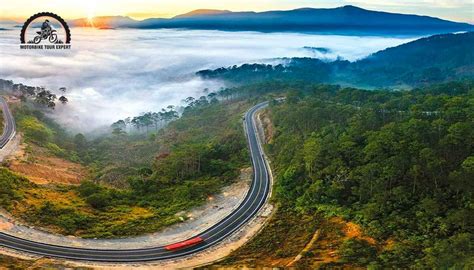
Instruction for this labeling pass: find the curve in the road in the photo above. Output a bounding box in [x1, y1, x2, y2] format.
[0, 97, 16, 149]
[0, 101, 271, 262]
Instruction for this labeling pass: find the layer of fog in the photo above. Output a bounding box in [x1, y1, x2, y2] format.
[0, 28, 418, 132]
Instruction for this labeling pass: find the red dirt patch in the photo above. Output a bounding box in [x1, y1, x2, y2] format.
[339, 218, 376, 245]
[0, 220, 13, 231]
[8, 144, 87, 185]
[295, 216, 377, 268]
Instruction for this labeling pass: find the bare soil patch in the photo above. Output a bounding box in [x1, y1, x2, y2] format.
[8, 143, 88, 185]
[257, 109, 275, 144]
[295, 216, 376, 268]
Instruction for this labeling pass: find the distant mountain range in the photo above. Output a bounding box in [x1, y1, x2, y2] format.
[197, 32, 474, 88]
[69, 5, 473, 34]
[173, 9, 232, 19]
[0, 19, 20, 28]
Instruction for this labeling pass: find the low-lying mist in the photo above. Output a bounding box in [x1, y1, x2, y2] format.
[0, 28, 418, 132]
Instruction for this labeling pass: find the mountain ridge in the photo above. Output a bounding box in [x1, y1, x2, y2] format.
[173, 9, 232, 18]
[67, 6, 473, 34]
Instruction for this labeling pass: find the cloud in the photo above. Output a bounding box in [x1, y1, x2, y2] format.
[0, 28, 417, 132]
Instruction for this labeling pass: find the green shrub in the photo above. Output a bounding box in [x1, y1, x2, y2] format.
[46, 142, 66, 156]
[77, 181, 100, 197]
[18, 116, 53, 144]
[339, 238, 377, 265]
[85, 192, 111, 209]
[0, 168, 30, 209]
[33, 201, 95, 234]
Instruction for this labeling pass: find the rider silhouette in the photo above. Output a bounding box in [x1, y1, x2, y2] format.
[37, 19, 51, 36]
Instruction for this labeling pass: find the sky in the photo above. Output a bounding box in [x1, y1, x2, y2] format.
[0, 0, 473, 23]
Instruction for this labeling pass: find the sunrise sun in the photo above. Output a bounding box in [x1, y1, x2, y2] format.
[86, 3, 96, 27]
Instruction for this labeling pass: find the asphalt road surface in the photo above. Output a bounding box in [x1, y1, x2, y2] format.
[0, 101, 271, 262]
[0, 97, 16, 149]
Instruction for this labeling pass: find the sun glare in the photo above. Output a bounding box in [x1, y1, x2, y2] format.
[86, 3, 95, 27]
[87, 12, 95, 27]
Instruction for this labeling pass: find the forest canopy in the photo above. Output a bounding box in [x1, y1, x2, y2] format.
[264, 81, 473, 267]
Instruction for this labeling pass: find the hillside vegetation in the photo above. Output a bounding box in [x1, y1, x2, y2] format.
[4, 97, 250, 238]
[218, 81, 473, 268]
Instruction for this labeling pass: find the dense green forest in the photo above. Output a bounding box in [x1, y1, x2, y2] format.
[228, 80, 472, 268]
[197, 32, 474, 88]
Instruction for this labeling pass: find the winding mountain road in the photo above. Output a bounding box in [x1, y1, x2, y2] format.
[0, 101, 271, 262]
[0, 97, 16, 149]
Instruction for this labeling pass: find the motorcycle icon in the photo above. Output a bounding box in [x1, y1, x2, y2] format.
[33, 28, 58, 44]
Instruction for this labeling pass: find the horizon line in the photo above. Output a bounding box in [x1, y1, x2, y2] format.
[1, 5, 473, 25]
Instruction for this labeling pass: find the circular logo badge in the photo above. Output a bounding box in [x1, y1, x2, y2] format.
[20, 12, 71, 44]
